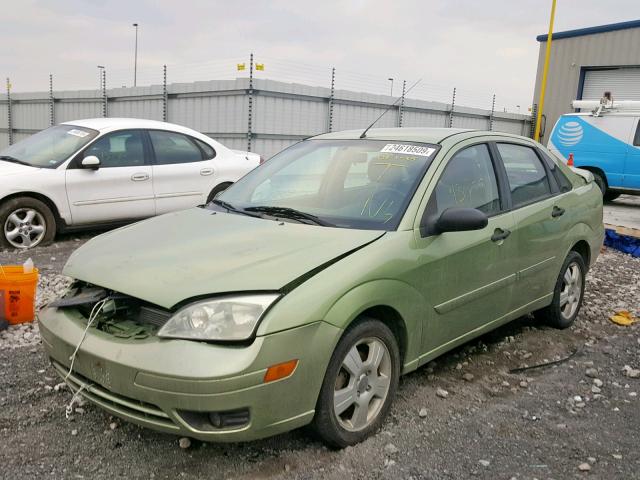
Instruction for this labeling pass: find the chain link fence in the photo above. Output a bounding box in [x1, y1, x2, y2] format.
[0, 54, 532, 158]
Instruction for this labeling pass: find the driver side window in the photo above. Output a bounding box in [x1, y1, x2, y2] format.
[431, 144, 501, 217]
[83, 130, 146, 168]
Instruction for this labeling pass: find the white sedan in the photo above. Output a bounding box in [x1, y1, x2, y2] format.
[0, 118, 261, 248]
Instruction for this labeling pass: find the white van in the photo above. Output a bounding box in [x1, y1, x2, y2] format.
[548, 100, 640, 200]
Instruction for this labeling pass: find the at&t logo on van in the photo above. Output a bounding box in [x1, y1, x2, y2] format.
[556, 121, 584, 147]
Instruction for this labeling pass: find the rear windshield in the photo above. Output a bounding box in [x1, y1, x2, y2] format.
[0, 125, 98, 168]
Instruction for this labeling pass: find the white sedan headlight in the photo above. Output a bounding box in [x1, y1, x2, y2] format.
[158, 294, 279, 341]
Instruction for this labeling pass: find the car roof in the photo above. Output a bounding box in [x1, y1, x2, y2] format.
[312, 127, 527, 145]
[61, 118, 201, 135]
[561, 112, 640, 118]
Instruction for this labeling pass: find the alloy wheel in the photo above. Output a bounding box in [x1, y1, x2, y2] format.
[4, 208, 46, 248]
[333, 337, 391, 432]
[559, 261, 582, 320]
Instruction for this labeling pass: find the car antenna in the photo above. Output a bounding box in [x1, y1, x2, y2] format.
[359, 78, 422, 139]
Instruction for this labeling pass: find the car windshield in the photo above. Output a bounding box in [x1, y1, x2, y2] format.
[216, 139, 440, 230]
[0, 125, 98, 168]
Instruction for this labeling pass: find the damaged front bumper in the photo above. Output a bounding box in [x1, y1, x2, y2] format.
[39, 307, 341, 442]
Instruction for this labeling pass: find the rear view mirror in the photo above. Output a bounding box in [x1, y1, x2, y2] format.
[431, 208, 488, 234]
[81, 155, 100, 170]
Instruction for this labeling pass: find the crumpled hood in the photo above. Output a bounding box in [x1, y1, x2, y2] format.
[64, 208, 384, 309]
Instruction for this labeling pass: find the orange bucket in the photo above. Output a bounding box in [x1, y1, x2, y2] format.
[0, 266, 39, 325]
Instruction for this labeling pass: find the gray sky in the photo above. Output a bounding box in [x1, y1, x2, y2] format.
[2, 0, 640, 111]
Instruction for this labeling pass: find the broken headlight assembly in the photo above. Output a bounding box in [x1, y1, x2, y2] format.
[157, 294, 279, 341]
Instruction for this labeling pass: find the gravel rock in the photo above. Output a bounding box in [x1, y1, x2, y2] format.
[479, 460, 490, 467]
[462, 373, 474, 382]
[418, 408, 428, 418]
[623, 365, 640, 378]
[593, 379, 604, 388]
[178, 437, 191, 449]
[578, 463, 591, 471]
[436, 388, 449, 398]
[585, 368, 598, 378]
[384, 443, 399, 455]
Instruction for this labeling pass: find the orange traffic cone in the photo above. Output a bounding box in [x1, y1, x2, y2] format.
[567, 153, 574, 166]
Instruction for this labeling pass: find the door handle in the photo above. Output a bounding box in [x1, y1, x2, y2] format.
[200, 168, 214, 176]
[131, 173, 149, 181]
[491, 228, 511, 242]
[552, 206, 565, 218]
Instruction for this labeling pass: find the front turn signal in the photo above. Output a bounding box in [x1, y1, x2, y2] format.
[264, 359, 298, 383]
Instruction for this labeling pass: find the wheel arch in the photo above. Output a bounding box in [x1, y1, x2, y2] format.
[322, 279, 429, 374]
[569, 239, 591, 267]
[0, 191, 63, 231]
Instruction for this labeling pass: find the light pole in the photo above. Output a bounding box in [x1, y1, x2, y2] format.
[97, 65, 105, 90]
[388, 77, 394, 96]
[132, 23, 139, 87]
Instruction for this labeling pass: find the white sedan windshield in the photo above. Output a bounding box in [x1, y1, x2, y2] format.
[0, 125, 98, 168]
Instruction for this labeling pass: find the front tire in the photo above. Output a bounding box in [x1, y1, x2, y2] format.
[312, 318, 400, 448]
[534, 251, 586, 329]
[604, 191, 621, 202]
[0, 197, 56, 249]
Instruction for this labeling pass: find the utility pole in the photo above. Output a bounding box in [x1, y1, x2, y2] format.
[388, 78, 394, 96]
[133, 23, 139, 87]
[534, 0, 556, 142]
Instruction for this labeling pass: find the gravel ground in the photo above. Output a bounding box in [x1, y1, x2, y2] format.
[0, 234, 639, 480]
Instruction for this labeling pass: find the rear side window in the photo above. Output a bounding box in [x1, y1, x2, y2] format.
[539, 149, 572, 192]
[634, 119, 640, 146]
[497, 143, 551, 207]
[149, 130, 205, 165]
[195, 138, 216, 159]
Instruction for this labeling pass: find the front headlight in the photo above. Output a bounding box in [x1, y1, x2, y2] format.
[158, 294, 279, 341]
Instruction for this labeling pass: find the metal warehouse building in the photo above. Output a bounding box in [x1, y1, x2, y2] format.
[532, 19, 640, 144]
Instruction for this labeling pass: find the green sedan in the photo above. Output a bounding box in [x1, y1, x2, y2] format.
[40, 128, 604, 447]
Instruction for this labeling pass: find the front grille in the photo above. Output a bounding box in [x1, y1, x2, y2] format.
[138, 306, 171, 327]
[53, 282, 173, 334]
[51, 359, 178, 430]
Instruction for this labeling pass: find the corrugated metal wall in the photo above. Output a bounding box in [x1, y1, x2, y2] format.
[532, 26, 640, 144]
[0, 78, 531, 158]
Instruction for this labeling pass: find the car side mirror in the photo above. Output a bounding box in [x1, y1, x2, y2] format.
[81, 155, 100, 170]
[428, 207, 488, 235]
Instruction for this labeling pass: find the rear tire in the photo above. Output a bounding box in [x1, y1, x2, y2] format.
[206, 182, 232, 203]
[312, 318, 400, 448]
[592, 171, 607, 196]
[0, 197, 56, 249]
[603, 191, 621, 202]
[534, 251, 586, 329]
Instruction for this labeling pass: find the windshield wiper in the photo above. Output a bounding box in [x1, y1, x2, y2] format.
[210, 199, 263, 219]
[244, 205, 335, 227]
[0, 155, 32, 167]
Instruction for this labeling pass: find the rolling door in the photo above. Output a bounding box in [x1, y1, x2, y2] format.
[582, 67, 640, 101]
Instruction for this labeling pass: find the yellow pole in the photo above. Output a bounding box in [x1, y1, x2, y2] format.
[534, 0, 557, 142]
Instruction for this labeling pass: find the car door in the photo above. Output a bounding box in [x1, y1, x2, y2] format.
[495, 142, 571, 311]
[65, 129, 155, 224]
[147, 130, 218, 214]
[411, 142, 517, 354]
[623, 117, 640, 189]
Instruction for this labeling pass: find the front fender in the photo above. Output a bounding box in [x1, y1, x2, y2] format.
[322, 279, 429, 373]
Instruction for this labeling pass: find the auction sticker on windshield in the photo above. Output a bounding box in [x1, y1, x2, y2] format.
[67, 129, 89, 138]
[380, 144, 436, 157]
